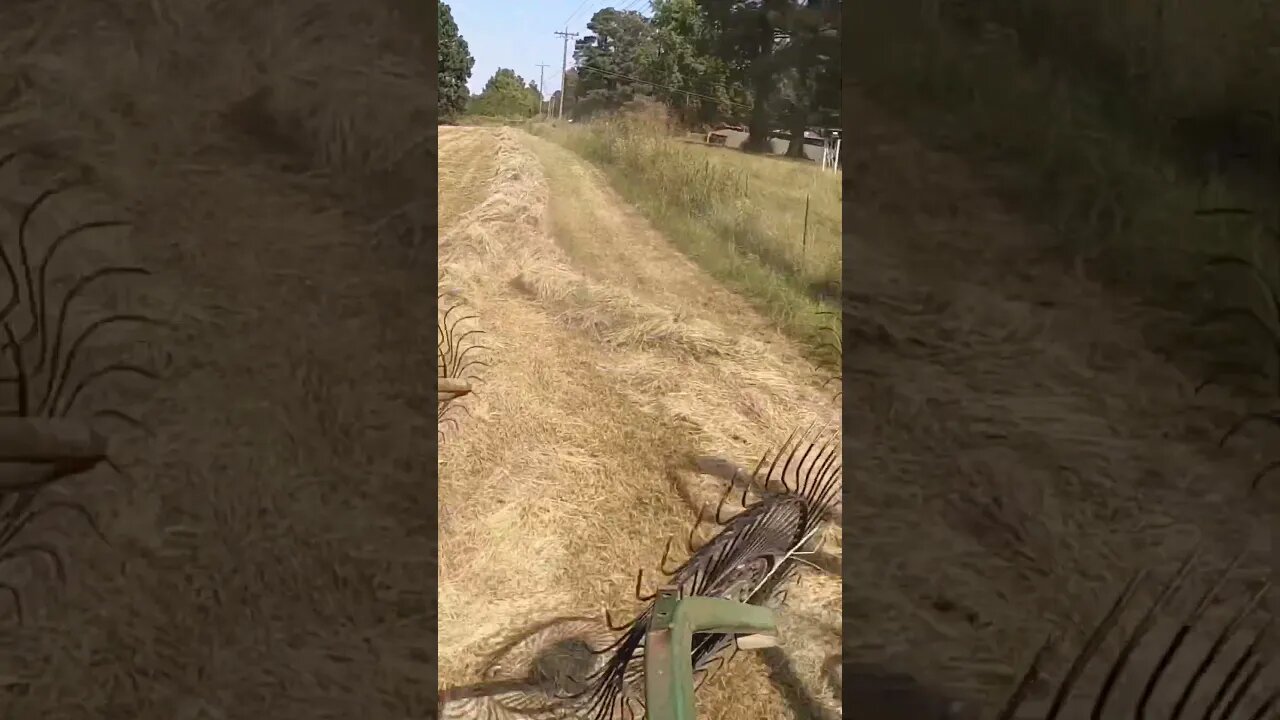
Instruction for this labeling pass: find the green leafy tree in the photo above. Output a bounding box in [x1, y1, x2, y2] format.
[437, 2, 474, 121]
[572, 9, 656, 118]
[470, 68, 541, 118]
[694, 0, 839, 152]
[645, 0, 749, 126]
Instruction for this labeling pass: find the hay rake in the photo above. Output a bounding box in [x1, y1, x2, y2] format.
[438, 289, 487, 437]
[570, 427, 841, 720]
[0, 150, 162, 619]
[435, 430, 839, 720]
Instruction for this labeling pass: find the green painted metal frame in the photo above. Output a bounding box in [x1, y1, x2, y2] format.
[643, 586, 780, 720]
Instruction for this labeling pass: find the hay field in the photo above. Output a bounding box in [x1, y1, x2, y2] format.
[0, 2, 439, 717]
[436, 125, 842, 719]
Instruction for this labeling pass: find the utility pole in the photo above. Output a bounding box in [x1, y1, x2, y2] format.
[535, 63, 551, 119]
[554, 28, 579, 120]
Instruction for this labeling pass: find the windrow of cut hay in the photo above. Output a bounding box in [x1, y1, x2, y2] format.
[438, 127, 550, 286]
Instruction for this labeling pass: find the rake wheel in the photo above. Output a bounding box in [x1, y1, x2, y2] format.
[0, 150, 162, 619]
[438, 290, 487, 438]
[574, 427, 842, 720]
[997, 552, 1276, 720]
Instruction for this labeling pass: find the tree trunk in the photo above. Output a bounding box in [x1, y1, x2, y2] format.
[742, 6, 779, 154]
[785, 37, 815, 158]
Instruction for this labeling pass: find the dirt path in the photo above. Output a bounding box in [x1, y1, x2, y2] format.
[436, 126, 842, 719]
[841, 93, 1277, 712]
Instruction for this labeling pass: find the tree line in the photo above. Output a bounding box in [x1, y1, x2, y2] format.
[438, 1, 840, 156]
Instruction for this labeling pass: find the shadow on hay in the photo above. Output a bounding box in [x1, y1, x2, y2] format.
[439, 615, 606, 702]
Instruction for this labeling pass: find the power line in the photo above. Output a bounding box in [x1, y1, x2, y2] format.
[575, 63, 754, 110]
[562, 0, 595, 26]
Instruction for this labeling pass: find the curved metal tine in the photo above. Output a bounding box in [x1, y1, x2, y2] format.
[32, 221, 135, 374]
[92, 408, 151, 436]
[1138, 554, 1245, 718]
[714, 476, 739, 525]
[633, 568, 657, 602]
[686, 502, 709, 553]
[996, 635, 1057, 720]
[0, 499, 103, 550]
[1219, 661, 1266, 719]
[40, 312, 167, 417]
[1239, 684, 1278, 720]
[1041, 570, 1148, 720]
[1219, 411, 1280, 448]
[2, 323, 29, 415]
[56, 361, 161, 418]
[758, 426, 803, 492]
[1091, 551, 1201, 718]
[603, 606, 642, 633]
[772, 427, 813, 494]
[1248, 459, 1280, 493]
[0, 542, 68, 584]
[0, 579, 23, 625]
[1201, 616, 1273, 720]
[14, 186, 80, 343]
[1171, 580, 1271, 720]
[34, 263, 148, 380]
[658, 536, 681, 576]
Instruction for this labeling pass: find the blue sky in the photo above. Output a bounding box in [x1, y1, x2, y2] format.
[449, 0, 653, 96]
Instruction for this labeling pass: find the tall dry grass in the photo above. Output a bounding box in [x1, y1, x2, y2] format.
[849, 3, 1280, 386]
[0, 0, 437, 251]
[531, 103, 841, 351]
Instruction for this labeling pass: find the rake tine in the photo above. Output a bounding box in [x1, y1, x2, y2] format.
[1, 323, 28, 416]
[0, 579, 23, 625]
[1171, 581, 1271, 720]
[31, 219, 134, 369]
[633, 568, 656, 602]
[1248, 460, 1280, 493]
[658, 536, 681, 576]
[1219, 412, 1280, 448]
[997, 635, 1058, 720]
[91, 408, 151, 437]
[33, 264, 148, 378]
[1201, 617, 1273, 720]
[0, 542, 67, 583]
[1043, 571, 1148, 720]
[686, 504, 707, 553]
[1242, 687, 1278, 720]
[40, 312, 170, 417]
[55, 362, 161, 418]
[604, 608, 630, 632]
[1092, 552, 1201, 719]
[716, 476, 737, 520]
[1138, 554, 1243, 718]
[1219, 660, 1266, 720]
[11, 186, 73, 340]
